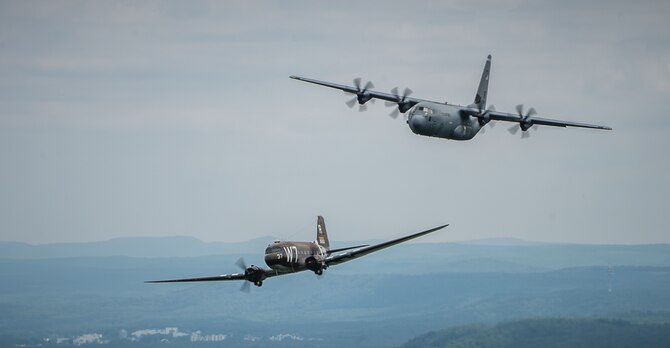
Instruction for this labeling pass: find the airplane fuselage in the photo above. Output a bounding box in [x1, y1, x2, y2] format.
[264, 240, 328, 274]
[407, 102, 482, 141]
[291, 55, 612, 140]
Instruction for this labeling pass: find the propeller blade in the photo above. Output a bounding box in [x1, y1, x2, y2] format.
[521, 131, 531, 139]
[508, 125, 520, 135]
[479, 126, 486, 134]
[527, 107, 536, 117]
[235, 257, 247, 271]
[515, 104, 524, 116]
[345, 97, 357, 108]
[386, 86, 412, 116]
[358, 104, 367, 112]
[363, 81, 374, 91]
[353, 77, 362, 90]
[482, 105, 496, 127]
[240, 281, 251, 293]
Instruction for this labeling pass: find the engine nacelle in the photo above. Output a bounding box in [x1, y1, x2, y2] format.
[244, 265, 266, 284]
[304, 255, 325, 274]
[478, 114, 491, 126]
[357, 93, 373, 105]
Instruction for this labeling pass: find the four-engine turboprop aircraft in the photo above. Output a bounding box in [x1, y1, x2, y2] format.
[146, 216, 448, 292]
[290, 55, 611, 140]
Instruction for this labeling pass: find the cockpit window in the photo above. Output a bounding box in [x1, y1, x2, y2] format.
[417, 106, 433, 115]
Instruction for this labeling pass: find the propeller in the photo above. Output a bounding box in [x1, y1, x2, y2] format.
[236, 257, 266, 293]
[234, 257, 251, 293]
[480, 120, 497, 134]
[345, 78, 375, 112]
[386, 87, 413, 119]
[507, 104, 536, 138]
[235, 257, 247, 271]
[464, 103, 497, 134]
[478, 104, 497, 134]
[240, 279, 251, 293]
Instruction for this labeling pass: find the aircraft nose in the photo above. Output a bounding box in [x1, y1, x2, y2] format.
[265, 253, 280, 267]
[409, 114, 427, 133]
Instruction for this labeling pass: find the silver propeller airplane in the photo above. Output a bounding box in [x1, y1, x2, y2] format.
[290, 55, 612, 140]
[146, 216, 448, 292]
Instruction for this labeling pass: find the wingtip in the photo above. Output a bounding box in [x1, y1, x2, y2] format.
[289, 75, 299, 80]
[432, 223, 450, 231]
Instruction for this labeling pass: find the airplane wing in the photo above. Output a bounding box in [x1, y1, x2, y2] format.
[145, 269, 278, 283]
[489, 111, 611, 130]
[325, 224, 448, 267]
[465, 109, 612, 130]
[292, 75, 611, 131]
[289, 75, 432, 109]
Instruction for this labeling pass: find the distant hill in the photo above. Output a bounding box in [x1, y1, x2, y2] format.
[0, 236, 275, 259]
[1, 252, 669, 347]
[1, 236, 669, 347]
[453, 237, 549, 246]
[2, 237, 669, 272]
[399, 318, 670, 348]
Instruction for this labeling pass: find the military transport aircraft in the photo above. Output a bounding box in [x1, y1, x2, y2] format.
[290, 55, 611, 140]
[146, 216, 448, 292]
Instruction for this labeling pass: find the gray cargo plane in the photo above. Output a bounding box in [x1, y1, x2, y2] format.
[290, 55, 611, 140]
[146, 216, 448, 292]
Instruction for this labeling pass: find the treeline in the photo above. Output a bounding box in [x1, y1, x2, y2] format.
[399, 318, 670, 348]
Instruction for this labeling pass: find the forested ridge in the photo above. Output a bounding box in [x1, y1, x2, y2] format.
[399, 318, 670, 348]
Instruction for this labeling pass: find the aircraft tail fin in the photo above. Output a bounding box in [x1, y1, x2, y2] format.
[473, 54, 491, 110]
[316, 215, 330, 249]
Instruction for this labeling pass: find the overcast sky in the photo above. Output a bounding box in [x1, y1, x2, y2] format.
[1, 0, 668, 244]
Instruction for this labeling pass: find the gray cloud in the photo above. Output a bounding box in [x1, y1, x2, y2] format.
[0, 0, 668, 244]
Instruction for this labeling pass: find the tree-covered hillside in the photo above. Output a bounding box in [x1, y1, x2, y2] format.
[2, 240, 670, 347]
[399, 318, 670, 348]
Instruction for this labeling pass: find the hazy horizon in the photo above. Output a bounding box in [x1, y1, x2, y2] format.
[2, 0, 669, 245]
[1, 233, 665, 247]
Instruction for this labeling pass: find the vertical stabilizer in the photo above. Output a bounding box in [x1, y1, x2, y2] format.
[473, 55, 491, 110]
[316, 216, 330, 249]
